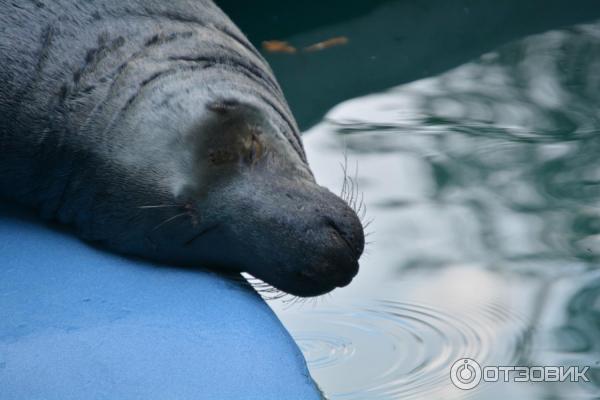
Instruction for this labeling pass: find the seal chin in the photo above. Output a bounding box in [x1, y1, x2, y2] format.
[293, 257, 359, 297]
[251, 262, 358, 298]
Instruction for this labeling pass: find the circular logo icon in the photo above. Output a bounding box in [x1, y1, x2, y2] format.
[450, 358, 482, 390]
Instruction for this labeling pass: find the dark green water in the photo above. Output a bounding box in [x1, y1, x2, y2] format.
[220, 1, 600, 398]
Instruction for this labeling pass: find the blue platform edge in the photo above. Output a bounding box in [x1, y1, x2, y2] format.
[0, 202, 321, 400]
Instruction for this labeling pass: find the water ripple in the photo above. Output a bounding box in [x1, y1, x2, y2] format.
[290, 300, 526, 399]
[283, 17, 600, 400]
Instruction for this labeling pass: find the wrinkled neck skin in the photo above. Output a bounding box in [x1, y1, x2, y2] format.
[0, 2, 364, 297]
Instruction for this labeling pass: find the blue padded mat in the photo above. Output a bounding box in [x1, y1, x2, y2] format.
[0, 202, 320, 400]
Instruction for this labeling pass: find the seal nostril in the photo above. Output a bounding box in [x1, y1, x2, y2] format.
[323, 216, 360, 259]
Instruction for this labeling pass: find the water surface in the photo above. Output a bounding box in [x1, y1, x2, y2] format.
[263, 16, 600, 400]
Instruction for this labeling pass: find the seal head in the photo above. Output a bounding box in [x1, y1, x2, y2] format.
[101, 92, 365, 297]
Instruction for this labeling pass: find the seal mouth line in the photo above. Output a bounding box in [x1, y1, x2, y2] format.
[184, 223, 220, 246]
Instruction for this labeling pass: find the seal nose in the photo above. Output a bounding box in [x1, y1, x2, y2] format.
[321, 211, 364, 288]
[323, 213, 365, 261]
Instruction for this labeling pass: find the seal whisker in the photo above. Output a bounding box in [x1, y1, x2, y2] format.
[363, 217, 375, 231]
[242, 273, 293, 301]
[340, 151, 350, 201]
[150, 212, 188, 232]
[226, 274, 293, 301]
[282, 295, 303, 309]
[138, 204, 180, 209]
[184, 224, 220, 246]
[339, 153, 372, 235]
[340, 157, 351, 203]
[351, 161, 361, 212]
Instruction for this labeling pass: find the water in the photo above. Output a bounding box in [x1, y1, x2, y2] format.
[261, 16, 600, 400]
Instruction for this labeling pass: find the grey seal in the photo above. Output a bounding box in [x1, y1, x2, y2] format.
[0, 0, 365, 297]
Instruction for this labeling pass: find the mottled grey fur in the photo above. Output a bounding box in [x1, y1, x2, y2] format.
[0, 0, 364, 296]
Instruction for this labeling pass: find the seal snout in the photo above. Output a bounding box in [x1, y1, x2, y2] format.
[284, 186, 365, 296]
[215, 177, 366, 297]
[319, 202, 364, 288]
[324, 215, 364, 260]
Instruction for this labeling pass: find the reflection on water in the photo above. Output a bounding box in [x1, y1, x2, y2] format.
[271, 20, 600, 399]
[293, 298, 526, 399]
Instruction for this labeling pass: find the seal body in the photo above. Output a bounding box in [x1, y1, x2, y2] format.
[0, 0, 364, 296]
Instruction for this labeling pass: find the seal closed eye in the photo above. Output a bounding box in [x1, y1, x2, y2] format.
[0, 0, 365, 297]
